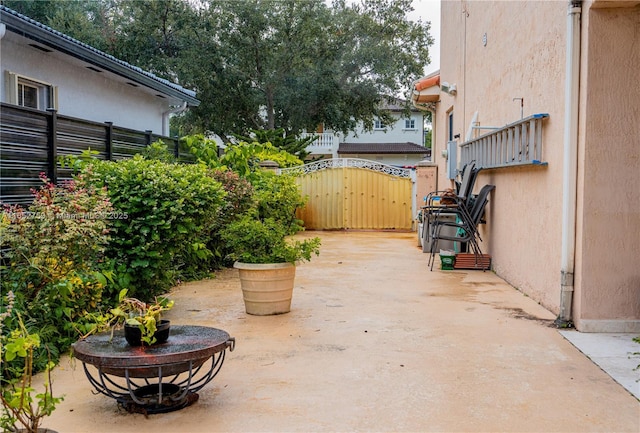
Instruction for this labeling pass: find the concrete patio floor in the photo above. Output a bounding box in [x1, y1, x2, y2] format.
[43, 231, 639, 432]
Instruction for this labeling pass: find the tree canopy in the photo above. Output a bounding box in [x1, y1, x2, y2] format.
[2, 0, 433, 139]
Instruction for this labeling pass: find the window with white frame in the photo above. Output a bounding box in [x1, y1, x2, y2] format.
[5, 71, 58, 110]
[374, 119, 386, 129]
[404, 118, 416, 130]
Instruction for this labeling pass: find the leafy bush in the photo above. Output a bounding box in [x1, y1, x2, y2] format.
[254, 143, 303, 168]
[234, 128, 314, 161]
[182, 134, 303, 176]
[221, 215, 320, 264]
[141, 139, 176, 163]
[0, 300, 64, 432]
[220, 165, 319, 265]
[205, 169, 255, 268]
[211, 169, 255, 226]
[83, 156, 226, 298]
[181, 134, 220, 168]
[252, 171, 308, 234]
[0, 172, 113, 368]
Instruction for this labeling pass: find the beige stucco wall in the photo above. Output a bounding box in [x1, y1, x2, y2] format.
[574, 5, 640, 331]
[438, 0, 567, 312]
[436, 0, 640, 331]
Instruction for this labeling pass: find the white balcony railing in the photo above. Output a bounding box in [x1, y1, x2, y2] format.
[460, 113, 549, 169]
[300, 132, 339, 155]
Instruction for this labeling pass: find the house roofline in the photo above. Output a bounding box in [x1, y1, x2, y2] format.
[0, 5, 200, 106]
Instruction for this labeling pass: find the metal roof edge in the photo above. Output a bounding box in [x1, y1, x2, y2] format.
[0, 6, 200, 106]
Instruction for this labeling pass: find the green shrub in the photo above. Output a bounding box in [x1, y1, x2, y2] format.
[219, 164, 319, 265]
[205, 169, 255, 268]
[0, 300, 64, 432]
[83, 156, 226, 299]
[252, 171, 308, 234]
[254, 143, 303, 168]
[220, 215, 320, 264]
[234, 128, 314, 161]
[211, 169, 255, 227]
[142, 139, 176, 163]
[181, 134, 220, 168]
[0, 172, 113, 369]
[182, 134, 303, 176]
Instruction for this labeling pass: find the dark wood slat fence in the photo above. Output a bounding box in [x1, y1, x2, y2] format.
[0, 103, 193, 205]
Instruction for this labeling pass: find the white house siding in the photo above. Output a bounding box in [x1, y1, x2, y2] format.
[337, 154, 425, 167]
[1, 34, 169, 134]
[341, 113, 424, 145]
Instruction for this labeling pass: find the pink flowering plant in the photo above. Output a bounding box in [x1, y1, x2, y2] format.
[0, 171, 114, 367]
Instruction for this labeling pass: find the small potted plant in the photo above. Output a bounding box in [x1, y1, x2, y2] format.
[108, 289, 174, 346]
[1, 293, 64, 433]
[220, 215, 321, 316]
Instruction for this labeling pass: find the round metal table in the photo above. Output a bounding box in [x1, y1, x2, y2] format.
[72, 325, 235, 414]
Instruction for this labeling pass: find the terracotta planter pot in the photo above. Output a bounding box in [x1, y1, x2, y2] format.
[233, 262, 296, 315]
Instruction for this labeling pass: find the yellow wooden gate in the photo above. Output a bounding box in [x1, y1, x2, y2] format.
[281, 158, 414, 230]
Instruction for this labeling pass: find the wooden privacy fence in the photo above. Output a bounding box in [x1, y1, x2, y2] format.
[0, 103, 190, 204]
[280, 158, 415, 230]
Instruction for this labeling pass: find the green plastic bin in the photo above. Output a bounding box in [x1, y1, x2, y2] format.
[440, 253, 455, 270]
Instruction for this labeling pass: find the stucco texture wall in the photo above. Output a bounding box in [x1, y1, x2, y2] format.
[437, 0, 640, 331]
[437, 1, 567, 313]
[574, 5, 640, 330]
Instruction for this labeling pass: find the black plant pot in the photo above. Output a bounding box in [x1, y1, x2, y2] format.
[124, 319, 171, 346]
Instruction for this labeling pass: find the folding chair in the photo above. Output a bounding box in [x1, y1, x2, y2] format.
[420, 161, 481, 253]
[428, 184, 496, 271]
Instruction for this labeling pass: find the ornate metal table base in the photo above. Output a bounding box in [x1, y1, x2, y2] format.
[73, 326, 235, 414]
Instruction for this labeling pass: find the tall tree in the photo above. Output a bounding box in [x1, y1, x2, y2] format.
[180, 0, 433, 138]
[1, 0, 116, 51]
[3, 0, 433, 140]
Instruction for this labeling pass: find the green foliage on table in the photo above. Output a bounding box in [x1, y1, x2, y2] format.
[91, 289, 175, 346]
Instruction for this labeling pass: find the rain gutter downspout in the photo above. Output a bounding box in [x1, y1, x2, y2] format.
[162, 101, 188, 136]
[556, 0, 582, 328]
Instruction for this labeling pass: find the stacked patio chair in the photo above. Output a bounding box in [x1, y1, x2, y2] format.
[427, 184, 496, 271]
[419, 161, 481, 253]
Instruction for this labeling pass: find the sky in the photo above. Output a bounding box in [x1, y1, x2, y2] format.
[410, 0, 441, 76]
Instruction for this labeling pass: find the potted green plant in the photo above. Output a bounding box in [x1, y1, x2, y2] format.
[221, 215, 321, 315]
[106, 289, 174, 346]
[1, 296, 64, 433]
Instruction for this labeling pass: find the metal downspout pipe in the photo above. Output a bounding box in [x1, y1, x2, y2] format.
[556, 0, 582, 327]
[162, 101, 188, 137]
